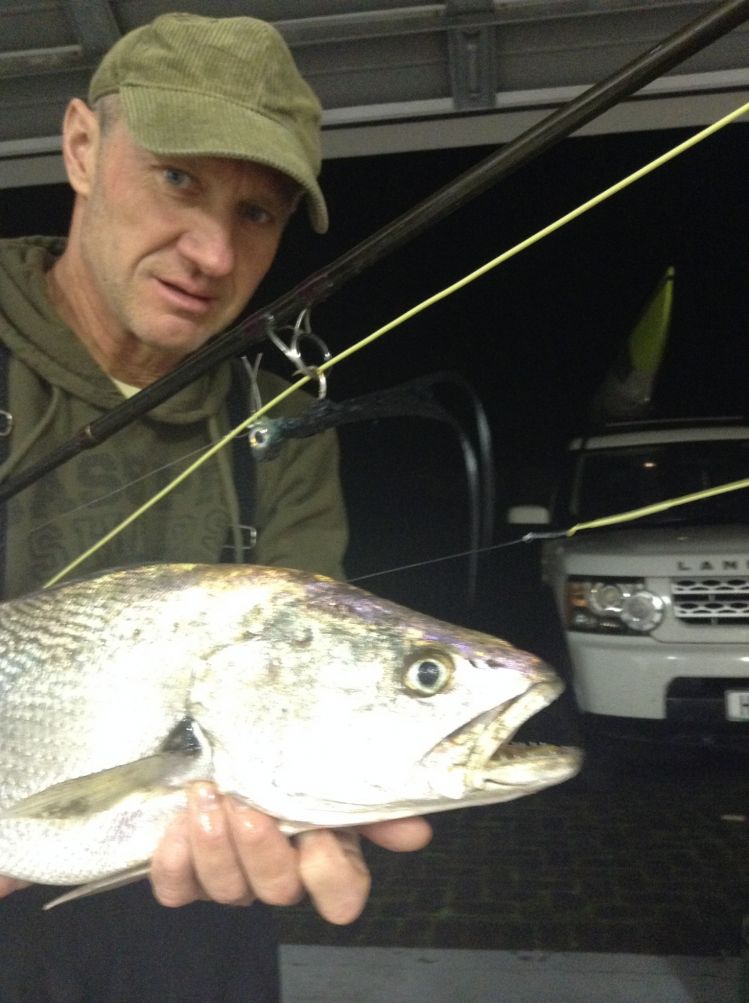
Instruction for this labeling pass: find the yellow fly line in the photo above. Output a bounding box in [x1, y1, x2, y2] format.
[568, 476, 749, 537]
[44, 99, 749, 588]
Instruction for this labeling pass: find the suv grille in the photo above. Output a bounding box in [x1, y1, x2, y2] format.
[672, 577, 749, 625]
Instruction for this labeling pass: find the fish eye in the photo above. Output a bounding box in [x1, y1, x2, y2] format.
[403, 651, 454, 696]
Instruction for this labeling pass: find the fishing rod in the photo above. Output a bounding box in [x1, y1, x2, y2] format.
[1, 0, 747, 503]
[38, 101, 749, 590]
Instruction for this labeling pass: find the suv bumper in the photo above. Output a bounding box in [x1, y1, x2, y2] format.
[581, 711, 749, 751]
[567, 633, 749, 720]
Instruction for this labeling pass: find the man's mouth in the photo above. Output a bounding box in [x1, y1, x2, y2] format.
[155, 278, 216, 315]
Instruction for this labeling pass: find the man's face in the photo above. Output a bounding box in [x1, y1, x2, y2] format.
[73, 113, 298, 357]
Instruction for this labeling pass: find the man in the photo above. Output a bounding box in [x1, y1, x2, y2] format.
[0, 13, 430, 1002]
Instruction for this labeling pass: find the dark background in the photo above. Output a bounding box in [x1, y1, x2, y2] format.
[4, 124, 749, 964]
[1, 122, 747, 631]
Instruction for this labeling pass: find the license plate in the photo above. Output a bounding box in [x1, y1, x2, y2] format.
[725, 691, 749, 721]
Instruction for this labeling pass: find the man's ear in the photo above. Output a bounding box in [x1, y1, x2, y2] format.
[61, 98, 100, 196]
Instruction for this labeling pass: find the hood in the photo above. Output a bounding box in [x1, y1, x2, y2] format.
[563, 523, 749, 558]
[0, 236, 231, 425]
[550, 523, 749, 578]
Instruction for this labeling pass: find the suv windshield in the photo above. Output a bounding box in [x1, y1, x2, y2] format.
[560, 438, 749, 527]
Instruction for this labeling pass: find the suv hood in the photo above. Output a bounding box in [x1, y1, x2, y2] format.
[547, 523, 749, 578]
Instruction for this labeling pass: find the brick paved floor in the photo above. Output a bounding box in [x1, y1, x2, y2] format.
[276, 745, 749, 957]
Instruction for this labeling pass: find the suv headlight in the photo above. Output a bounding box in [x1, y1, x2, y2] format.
[566, 578, 664, 634]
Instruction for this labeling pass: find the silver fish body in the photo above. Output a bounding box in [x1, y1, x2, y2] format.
[0, 563, 581, 892]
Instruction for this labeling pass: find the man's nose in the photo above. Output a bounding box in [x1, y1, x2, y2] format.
[178, 215, 235, 276]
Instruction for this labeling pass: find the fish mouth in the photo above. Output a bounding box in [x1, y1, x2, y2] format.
[431, 678, 583, 792]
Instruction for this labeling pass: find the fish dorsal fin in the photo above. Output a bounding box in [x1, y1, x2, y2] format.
[2, 717, 206, 820]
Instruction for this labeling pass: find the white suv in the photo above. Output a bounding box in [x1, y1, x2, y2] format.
[510, 420, 749, 745]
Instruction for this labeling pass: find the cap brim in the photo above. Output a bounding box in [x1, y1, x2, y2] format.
[120, 86, 328, 233]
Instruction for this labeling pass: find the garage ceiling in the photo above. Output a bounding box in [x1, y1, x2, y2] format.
[1, 0, 747, 188]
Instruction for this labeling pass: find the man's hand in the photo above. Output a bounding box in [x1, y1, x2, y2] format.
[0, 876, 29, 898]
[149, 782, 432, 924]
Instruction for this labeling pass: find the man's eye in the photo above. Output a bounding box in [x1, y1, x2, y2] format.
[163, 168, 191, 188]
[241, 204, 273, 225]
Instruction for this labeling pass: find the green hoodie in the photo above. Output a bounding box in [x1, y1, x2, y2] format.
[0, 237, 347, 598]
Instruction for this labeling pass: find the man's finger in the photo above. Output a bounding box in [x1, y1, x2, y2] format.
[296, 828, 371, 925]
[175, 783, 256, 906]
[357, 816, 433, 852]
[222, 797, 303, 907]
[150, 811, 205, 907]
[0, 876, 30, 899]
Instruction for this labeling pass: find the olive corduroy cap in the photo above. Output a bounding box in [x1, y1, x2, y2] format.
[88, 13, 328, 232]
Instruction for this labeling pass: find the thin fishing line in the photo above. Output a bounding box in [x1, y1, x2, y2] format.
[352, 473, 749, 581]
[45, 100, 749, 587]
[28, 442, 223, 535]
[350, 537, 530, 583]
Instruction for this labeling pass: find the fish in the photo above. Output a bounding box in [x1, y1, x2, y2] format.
[0, 563, 581, 904]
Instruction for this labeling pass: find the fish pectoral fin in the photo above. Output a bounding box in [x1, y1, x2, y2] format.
[4, 717, 209, 820]
[42, 863, 152, 911]
[3, 752, 186, 820]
